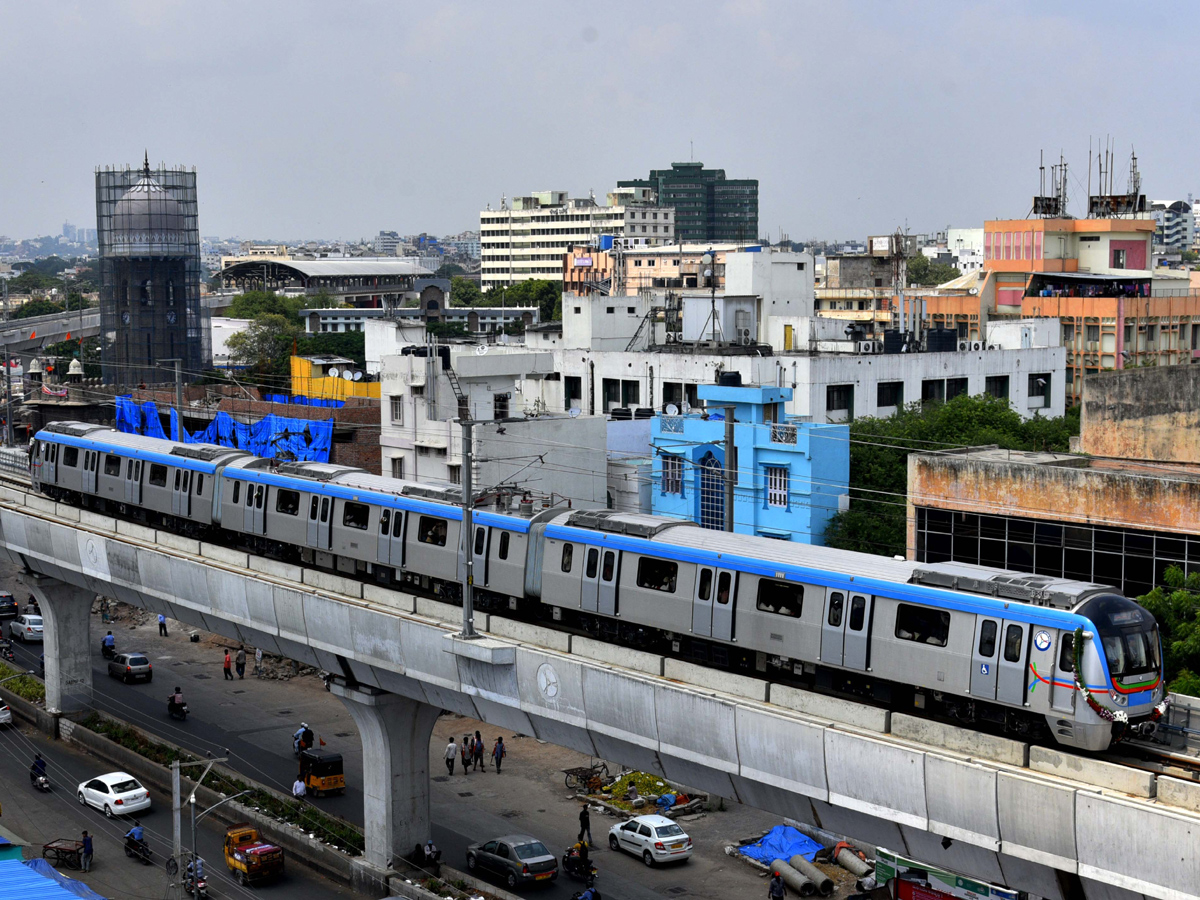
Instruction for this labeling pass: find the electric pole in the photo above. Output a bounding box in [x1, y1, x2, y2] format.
[3, 347, 11, 447]
[460, 417, 477, 638]
[724, 406, 735, 533]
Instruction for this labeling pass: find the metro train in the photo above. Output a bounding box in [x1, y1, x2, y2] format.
[29, 422, 1167, 751]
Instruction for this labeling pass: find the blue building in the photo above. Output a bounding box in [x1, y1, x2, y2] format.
[650, 383, 849, 543]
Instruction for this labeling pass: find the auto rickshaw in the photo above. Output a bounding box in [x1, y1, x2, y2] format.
[298, 749, 345, 797]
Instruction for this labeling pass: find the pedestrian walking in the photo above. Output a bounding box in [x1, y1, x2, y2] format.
[223, 649, 233, 680]
[158, 613, 168, 637]
[100, 598, 110, 624]
[254, 647, 263, 677]
[492, 736, 506, 774]
[444, 737, 457, 775]
[769, 870, 786, 899]
[578, 804, 592, 845]
[80, 831, 93, 872]
[235, 645, 247, 679]
[461, 734, 471, 772]
[473, 729, 485, 771]
[292, 777, 306, 799]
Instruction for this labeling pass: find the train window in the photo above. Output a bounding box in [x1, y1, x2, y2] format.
[232, 481, 241, 504]
[195, 474, 204, 495]
[978, 621, 997, 657]
[560, 544, 574, 573]
[1003, 624, 1024, 662]
[895, 604, 950, 647]
[392, 511, 403, 537]
[343, 501, 368, 529]
[319, 498, 329, 523]
[585, 548, 599, 579]
[182, 472, 190, 492]
[63, 447, 78, 467]
[379, 510, 391, 534]
[1058, 633, 1074, 673]
[602, 551, 615, 582]
[757, 579, 802, 618]
[126, 460, 133, 478]
[418, 516, 447, 546]
[175, 470, 182, 490]
[246, 482, 254, 504]
[276, 490, 300, 516]
[697, 569, 712, 602]
[309, 496, 318, 519]
[498, 532, 510, 560]
[849, 596, 866, 631]
[636, 558, 678, 593]
[827, 592, 844, 626]
[104, 454, 121, 477]
[474, 527, 486, 555]
[716, 572, 731, 605]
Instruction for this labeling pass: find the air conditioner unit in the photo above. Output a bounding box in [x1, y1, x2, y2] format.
[970, 341, 985, 351]
[957, 340, 971, 351]
[740, 335, 753, 346]
[857, 340, 876, 354]
[986, 344, 999, 350]
[740, 328, 753, 341]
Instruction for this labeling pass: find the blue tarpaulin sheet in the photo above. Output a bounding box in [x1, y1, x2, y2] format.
[263, 394, 344, 409]
[737, 826, 821, 865]
[170, 409, 334, 463]
[20, 860, 108, 900]
[0, 859, 89, 899]
[114, 396, 166, 440]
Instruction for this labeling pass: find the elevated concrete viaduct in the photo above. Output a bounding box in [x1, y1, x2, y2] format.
[0, 483, 1196, 900]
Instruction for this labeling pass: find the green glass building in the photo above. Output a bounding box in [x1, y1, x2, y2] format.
[618, 162, 758, 244]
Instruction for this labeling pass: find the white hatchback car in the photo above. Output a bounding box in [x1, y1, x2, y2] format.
[77, 772, 152, 818]
[8, 615, 43, 643]
[608, 814, 693, 866]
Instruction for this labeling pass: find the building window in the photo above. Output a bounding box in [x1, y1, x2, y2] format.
[921, 379, 946, 405]
[390, 395, 404, 424]
[756, 579, 802, 618]
[946, 377, 969, 400]
[662, 455, 683, 494]
[1028, 373, 1050, 402]
[1063, 323, 1075, 343]
[985, 375, 1009, 400]
[1112, 248, 1127, 269]
[494, 393, 509, 419]
[895, 603, 950, 646]
[636, 557, 678, 593]
[877, 381, 903, 408]
[447, 464, 461, 485]
[391, 457, 404, 480]
[826, 384, 853, 412]
[765, 466, 788, 508]
[411, 384, 425, 397]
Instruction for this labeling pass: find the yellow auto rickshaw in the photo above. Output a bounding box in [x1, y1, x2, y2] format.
[298, 749, 345, 797]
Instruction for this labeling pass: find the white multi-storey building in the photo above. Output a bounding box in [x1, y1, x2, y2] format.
[480, 188, 674, 292]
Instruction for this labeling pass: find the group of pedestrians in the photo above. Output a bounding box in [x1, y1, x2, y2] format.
[443, 732, 506, 774]
[222, 644, 259, 679]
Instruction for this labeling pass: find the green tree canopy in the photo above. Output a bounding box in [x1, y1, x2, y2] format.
[1137, 565, 1200, 695]
[13, 299, 65, 319]
[427, 320, 469, 339]
[297, 331, 366, 369]
[479, 279, 562, 320]
[449, 276, 482, 307]
[225, 313, 302, 377]
[225, 290, 340, 323]
[822, 394, 1080, 557]
[436, 262, 467, 277]
[6, 271, 62, 294]
[907, 254, 961, 287]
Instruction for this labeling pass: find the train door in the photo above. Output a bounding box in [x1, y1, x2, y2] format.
[842, 593, 873, 671]
[242, 479, 254, 531]
[711, 570, 736, 642]
[820, 590, 846, 667]
[377, 510, 393, 564]
[692, 567, 714, 637]
[173, 469, 186, 517]
[307, 495, 320, 546]
[597, 550, 619, 616]
[82, 451, 97, 493]
[181, 471, 194, 518]
[252, 484, 266, 533]
[581, 547, 600, 613]
[996, 620, 1030, 707]
[390, 508, 405, 567]
[317, 496, 331, 548]
[1050, 631, 1076, 713]
[44, 443, 58, 484]
[123, 459, 136, 503]
[969, 617, 1000, 699]
[473, 526, 489, 586]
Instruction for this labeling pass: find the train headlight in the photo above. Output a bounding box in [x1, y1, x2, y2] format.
[1110, 690, 1128, 707]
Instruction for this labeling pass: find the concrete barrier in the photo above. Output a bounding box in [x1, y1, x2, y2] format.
[663, 658, 769, 702]
[1029, 745, 1156, 798]
[996, 771, 1077, 871]
[413, 596, 463, 624]
[302, 567, 364, 598]
[772, 684, 890, 733]
[924, 753, 1000, 850]
[0, 683, 58, 736]
[824, 729, 927, 829]
[155, 531, 200, 556]
[363, 583, 414, 613]
[571, 635, 663, 676]
[116, 520, 156, 542]
[891, 713, 1028, 767]
[25, 494, 56, 514]
[54, 503, 80, 522]
[734, 704, 828, 800]
[199, 542, 249, 567]
[1157, 775, 1200, 814]
[248, 555, 304, 582]
[487, 615, 570, 652]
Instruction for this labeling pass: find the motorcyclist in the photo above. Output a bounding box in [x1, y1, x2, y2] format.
[101, 631, 115, 655]
[169, 686, 185, 712]
[293, 723, 314, 754]
[124, 821, 145, 850]
[30, 753, 46, 783]
[186, 855, 205, 880]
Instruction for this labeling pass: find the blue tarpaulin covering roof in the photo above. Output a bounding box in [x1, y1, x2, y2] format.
[264, 394, 344, 408]
[20, 860, 109, 900]
[114, 396, 166, 440]
[0, 858, 100, 900]
[737, 825, 822, 866]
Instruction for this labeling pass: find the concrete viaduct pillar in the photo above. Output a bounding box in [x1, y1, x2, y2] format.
[330, 682, 440, 884]
[20, 573, 94, 716]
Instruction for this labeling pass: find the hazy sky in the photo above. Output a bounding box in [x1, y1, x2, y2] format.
[2, 1, 1197, 243]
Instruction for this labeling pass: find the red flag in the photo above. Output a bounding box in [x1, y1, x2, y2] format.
[319, 737, 326, 747]
[65, 332, 71, 341]
[28, 331, 35, 339]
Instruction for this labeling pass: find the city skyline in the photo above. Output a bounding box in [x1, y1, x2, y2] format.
[2, 1, 1198, 242]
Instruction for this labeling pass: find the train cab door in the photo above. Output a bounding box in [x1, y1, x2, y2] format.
[581, 547, 600, 613]
[692, 567, 715, 637]
[996, 620, 1030, 707]
[597, 549, 619, 616]
[842, 593, 873, 671]
[1050, 631, 1076, 713]
[820, 590, 846, 667]
[969, 617, 1000, 700]
[710, 570, 736, 642]
[377, 510, 393, 564]
[43, 442, 58, 484]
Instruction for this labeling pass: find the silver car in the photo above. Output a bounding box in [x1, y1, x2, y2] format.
[8, 615, 43, 643]
[466, 834, 558, 889]
[107, 652, 153, 684]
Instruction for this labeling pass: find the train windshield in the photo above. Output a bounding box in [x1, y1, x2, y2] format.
[1077, 593, 1161, 678]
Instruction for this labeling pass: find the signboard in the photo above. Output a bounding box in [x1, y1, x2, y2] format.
[870, 235, 894, 257]
[876, 849, 1018, 900]
[573, 256, 593, 267]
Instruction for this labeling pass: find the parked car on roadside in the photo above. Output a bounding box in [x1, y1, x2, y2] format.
[0, 592, 17, 618]
[76, 772, 151, 818]
[8, 615, 43, 643]
[466, 834, 558, 889]
[609, 814, 693, 866]
[0, 702, 12, 726]
[107, 652, 153, 684]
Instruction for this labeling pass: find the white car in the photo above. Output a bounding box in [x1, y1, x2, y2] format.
[608, 814, 693, 866]
[0, 702, 11, 726]
[9, 615, 43, 643]
[77, 772, 151, 818]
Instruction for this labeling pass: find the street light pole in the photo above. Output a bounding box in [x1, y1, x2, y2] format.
[460, 417, 477, 638]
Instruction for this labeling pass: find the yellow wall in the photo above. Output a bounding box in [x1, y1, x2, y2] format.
[289, 357, 381, 400]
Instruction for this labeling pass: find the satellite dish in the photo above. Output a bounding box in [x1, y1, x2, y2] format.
[568, 407, 581, 418]
[353, 371, 363, 382]
[475, 344, 489, 356]
[665, 403, 679, 416]
[327, 367, 340, 379]
[342, 370, 354, 381]
[681, 401, 691, 414]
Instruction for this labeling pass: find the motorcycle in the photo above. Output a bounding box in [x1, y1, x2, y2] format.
[100, 641, 116, 660]
[124, 837, 152, 866]
[570, 890, 601, 900]
[0, 640, 13, 662]
[167, 696, 189, 721]
[562, 847, 598, 887]
[29, 771, 50, 792]
[184, 872, 209, 898]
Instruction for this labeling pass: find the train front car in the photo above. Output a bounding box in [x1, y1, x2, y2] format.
[1069, 592, 1166, 750]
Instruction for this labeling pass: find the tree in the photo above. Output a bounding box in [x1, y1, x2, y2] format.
[297, 331, 366, 369]
[1181, 250, 1199, 264]
[436, 262, 467, 277]
[225, 290, 340, 324]
[6, 271, 62, 294]
[13, 299, 65, 319]
[1137, 565, 1200, 693]
[427, 320, 469, 339]
[482, 279, 562, 321]
[226, 314, 302, 377]
[907, 254, 961, 287]
[449, 276, 482, 307]
[822, 394, 1080, 557]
